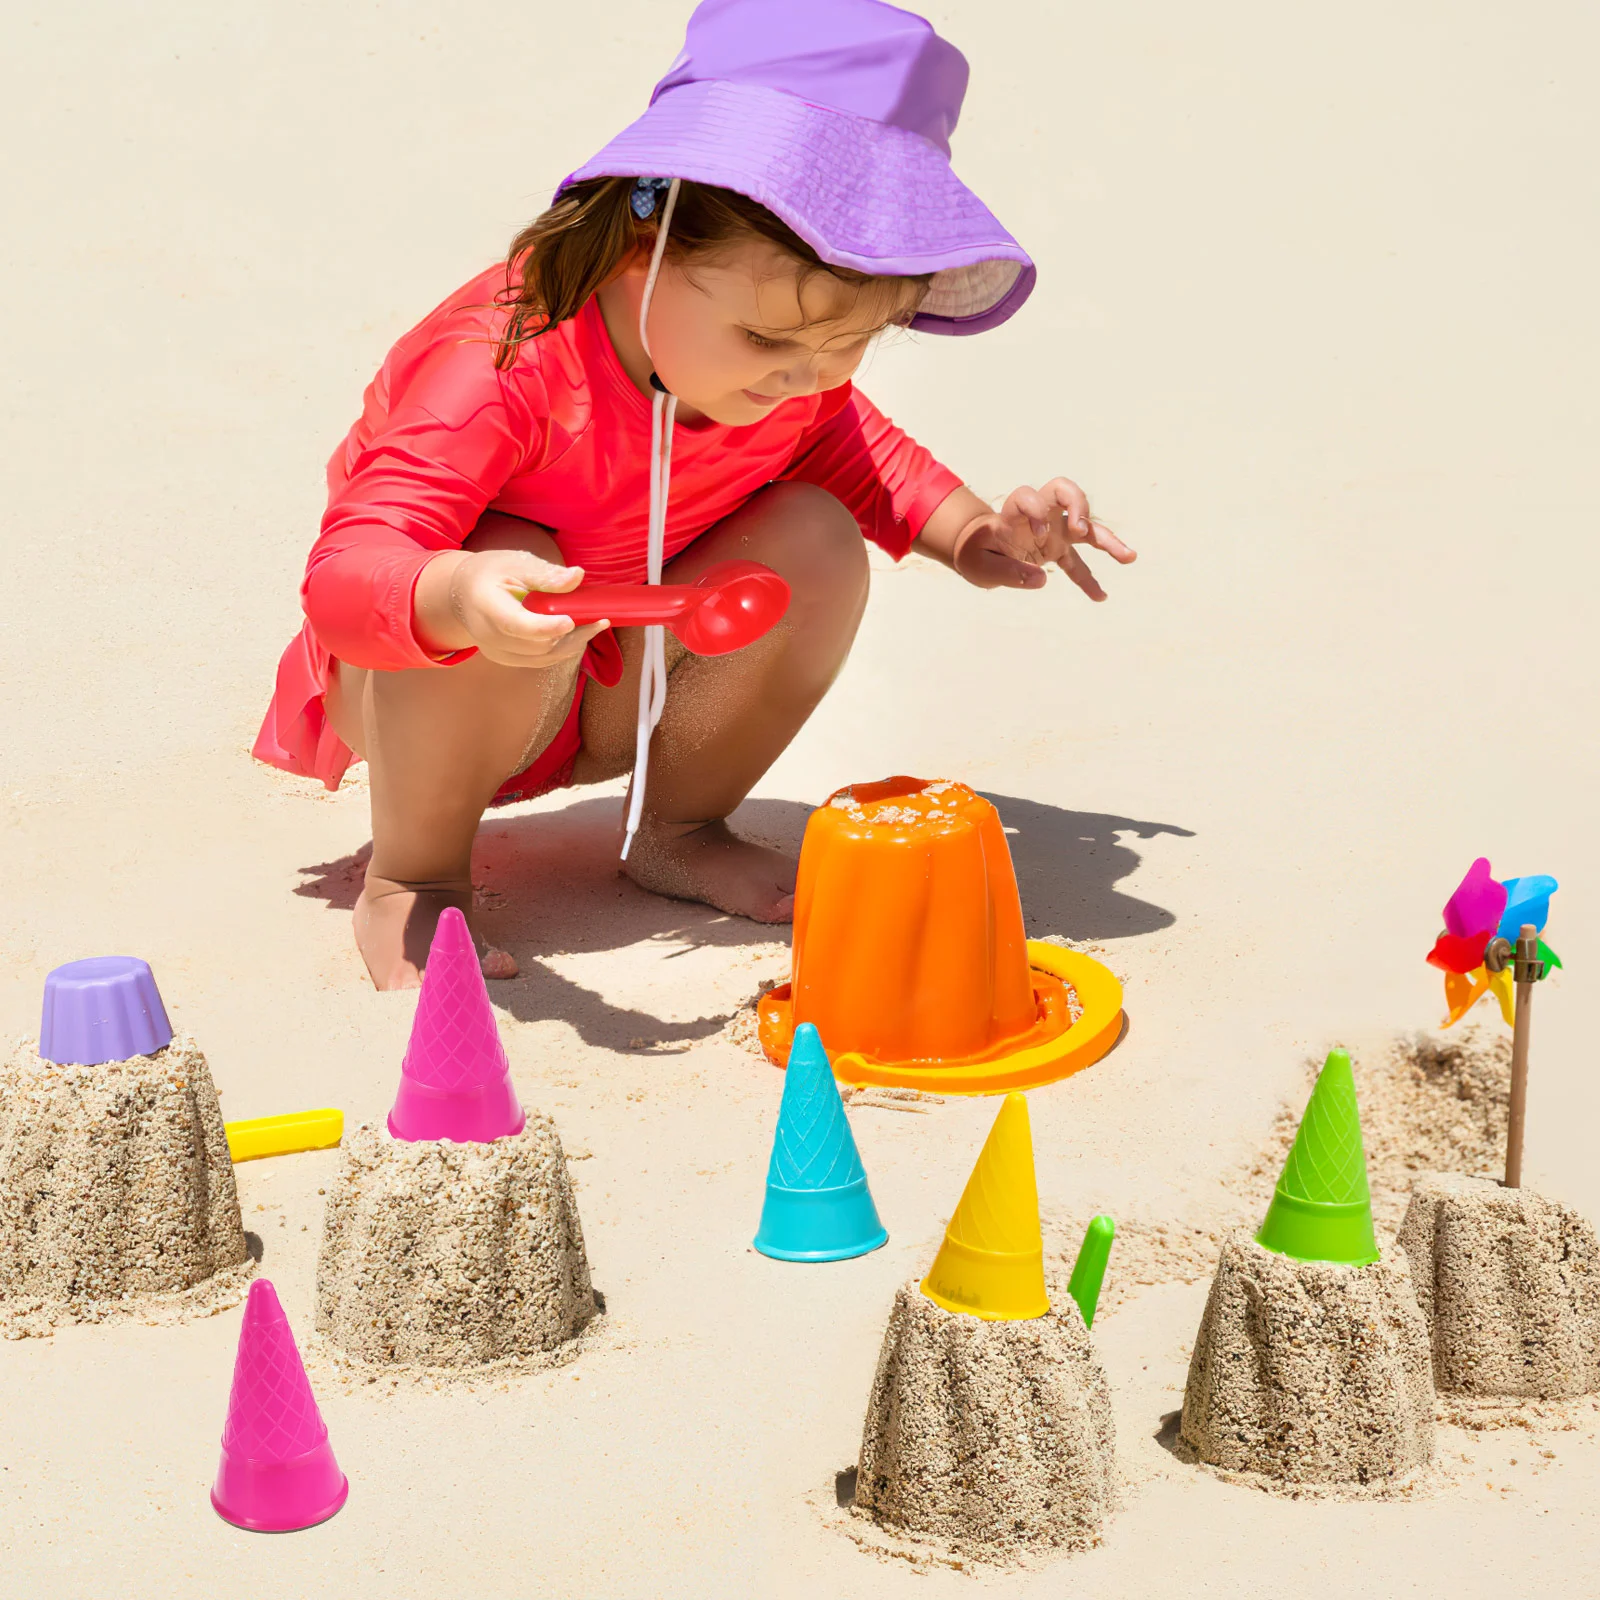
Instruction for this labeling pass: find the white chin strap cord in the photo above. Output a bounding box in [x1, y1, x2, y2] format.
[620, 177, 681, 862]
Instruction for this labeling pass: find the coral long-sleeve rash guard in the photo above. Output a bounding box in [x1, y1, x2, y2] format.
[253, 265, 962, 791]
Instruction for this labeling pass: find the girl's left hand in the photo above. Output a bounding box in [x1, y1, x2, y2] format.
[952, 478, 1137, 599]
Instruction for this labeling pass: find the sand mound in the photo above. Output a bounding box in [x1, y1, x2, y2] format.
[1398, 1173, 1600, 1401]
[1066, 1028, 1512, 1313]
[1249, 1029, 1510, 1230]
[315, 1117, 596, 1370]
[850, 1277, 1116, 1565]
[0, 1034, 250, 1336]
[1180, 1230, 1434, 1491]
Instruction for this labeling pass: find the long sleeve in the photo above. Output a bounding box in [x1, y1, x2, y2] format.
[779, 385, 961, 560]
[301, 333, 544, 670]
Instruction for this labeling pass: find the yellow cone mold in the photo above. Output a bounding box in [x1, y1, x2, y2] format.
[920, 1092, 1049, 1320]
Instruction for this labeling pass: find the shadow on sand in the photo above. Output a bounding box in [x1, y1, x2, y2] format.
[296, 790, 1191, 1050]
[979, 791, 1193, 942]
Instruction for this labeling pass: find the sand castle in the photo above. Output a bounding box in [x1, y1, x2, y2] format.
[316, 1118, 596, 1369]
[1398, 863, 1597, 1404]
[0, 957, 250, 1335]
[1398, 1173, 1600, 1402]
[1181, 1049, 1434, 1489]
[852, 1094, 1117, 1563]
[314, 910, 596, 1370]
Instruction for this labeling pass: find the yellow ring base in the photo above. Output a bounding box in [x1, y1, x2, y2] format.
[757, 942, 1124, 1096]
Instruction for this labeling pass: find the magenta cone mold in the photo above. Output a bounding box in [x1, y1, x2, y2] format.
[40, 956, 173, 1066]
[387, 907, 525, 1144]
[212, 1279, 347, 1532]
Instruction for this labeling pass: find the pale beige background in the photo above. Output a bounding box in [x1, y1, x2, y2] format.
[1, 3, 1596, 1596]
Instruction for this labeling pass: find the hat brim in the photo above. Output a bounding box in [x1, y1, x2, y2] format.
[560, 80, 1034, 336]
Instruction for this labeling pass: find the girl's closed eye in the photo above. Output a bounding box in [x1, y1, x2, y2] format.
[743, 328, 787, 350]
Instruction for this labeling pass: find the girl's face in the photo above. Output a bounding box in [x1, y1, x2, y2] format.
[613, 237, 919, 426]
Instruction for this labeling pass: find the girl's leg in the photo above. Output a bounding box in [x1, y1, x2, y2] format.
[575, 481, 870, 921]
[326, 514, 580, 990]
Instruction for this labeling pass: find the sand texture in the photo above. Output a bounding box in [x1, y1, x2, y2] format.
[0, 1034, 250, 1336]
[1180, 1230, 1434, 1490]
[851, 1277, 1116, 1565]
[315, 1117, 596, 1369]
[1079, 1030, 1513, 1315]
[1398, 1173, 1600, 1401]
[1245, 1031, 1512, 1235]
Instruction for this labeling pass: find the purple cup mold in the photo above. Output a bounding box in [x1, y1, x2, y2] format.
[39, 956, 174, 1066]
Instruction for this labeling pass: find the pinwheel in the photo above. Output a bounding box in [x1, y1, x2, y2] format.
[1426, 858, 1560, 1027]
[1426, 858, 1562, 1187]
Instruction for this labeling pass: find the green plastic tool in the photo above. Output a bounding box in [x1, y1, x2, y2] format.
[1067, 1213, 1116, 1328]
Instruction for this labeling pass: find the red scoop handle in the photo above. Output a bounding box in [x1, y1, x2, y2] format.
[522, 586, 700, 628]
[522, 559, 790, 656]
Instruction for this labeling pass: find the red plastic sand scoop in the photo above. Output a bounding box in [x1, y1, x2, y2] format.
[523, 559, 790, 656]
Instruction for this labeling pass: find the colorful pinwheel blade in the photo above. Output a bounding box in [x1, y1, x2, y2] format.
[1444, 858, 1507, 941]
[1428, 930, 1493, 975]
[1442, 966, 1492, 1027]
[1485, 964, 1516, 1027]
[1496, 875, 1558, 941]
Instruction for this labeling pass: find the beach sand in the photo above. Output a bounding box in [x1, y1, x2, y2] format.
[1, 2, 1597, 1595]
[851, 1275, 1117, 1564]
[1399, 1172, 1600, 1403]
[314, 1117, 596, 1372]
[1180, 1231, 1436, 1492]
[0, 1034, 250, 1335]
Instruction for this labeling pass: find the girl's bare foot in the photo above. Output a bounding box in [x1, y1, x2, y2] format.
[623, 819, 797, 922]
[354, 875, 519, 990]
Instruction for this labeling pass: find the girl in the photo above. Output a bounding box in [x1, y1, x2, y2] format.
[254, 0, 1135, 989]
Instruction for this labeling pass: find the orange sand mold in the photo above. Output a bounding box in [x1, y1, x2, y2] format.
[757, 778, 1125, 1094]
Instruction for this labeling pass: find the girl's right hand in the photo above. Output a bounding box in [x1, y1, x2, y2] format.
[414, 548, 610, 668]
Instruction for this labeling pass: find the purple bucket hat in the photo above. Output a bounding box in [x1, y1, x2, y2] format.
[561, 0, 1035, 335]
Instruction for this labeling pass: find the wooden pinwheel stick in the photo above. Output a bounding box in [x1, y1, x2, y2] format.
[1487, 923, 1543, 1188]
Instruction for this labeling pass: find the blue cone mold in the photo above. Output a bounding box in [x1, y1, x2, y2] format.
[754, 1024, 887, 1262]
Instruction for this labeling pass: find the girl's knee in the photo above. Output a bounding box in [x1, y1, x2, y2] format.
[361, 646, 580, 795]
[463, 510, 563, 563]
[748, 482, 868, 605]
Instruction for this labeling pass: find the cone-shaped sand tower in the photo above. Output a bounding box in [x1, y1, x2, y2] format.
[852, 1095, 1117, 1562]
[1398, 1173, 1600, 1401]
[754, 1024, 886, 1261]
[1182, 1050, 1434, 1488]
[315, 911, 595, 1370]
[213, 1278, 347, 1532]
[0, 958, 249, 1334]
[758, 780, 1124, 1092]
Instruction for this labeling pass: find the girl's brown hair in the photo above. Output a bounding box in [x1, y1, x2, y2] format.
[492, 177, 929, 369]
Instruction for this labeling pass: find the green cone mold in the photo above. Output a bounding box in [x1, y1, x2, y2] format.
[1256, 1048, 1379, 1266]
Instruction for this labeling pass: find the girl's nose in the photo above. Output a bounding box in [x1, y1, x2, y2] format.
[772, 355, 824, 397]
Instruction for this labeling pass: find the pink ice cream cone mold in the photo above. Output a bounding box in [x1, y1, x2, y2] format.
[211, 1279, 348, 1532]
[387, 907, 526, 1144]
